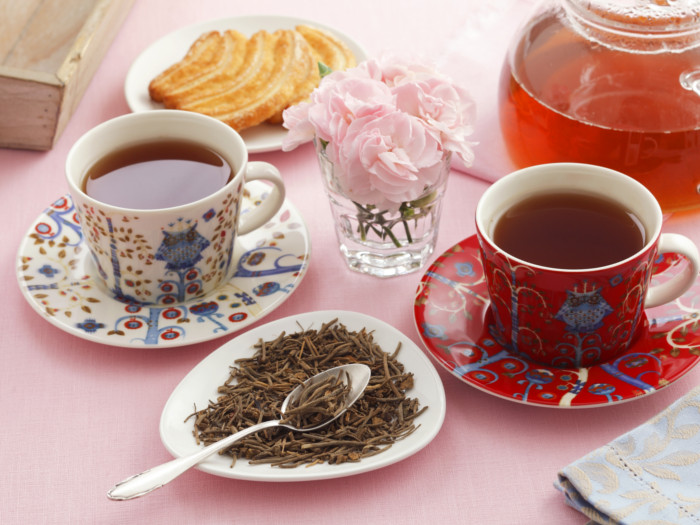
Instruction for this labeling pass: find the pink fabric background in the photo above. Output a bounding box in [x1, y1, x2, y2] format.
[2, 1, 699, 523]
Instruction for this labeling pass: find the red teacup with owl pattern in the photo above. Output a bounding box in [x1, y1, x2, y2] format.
[475, 163, 699, 368]
[66, 111, 285, 305]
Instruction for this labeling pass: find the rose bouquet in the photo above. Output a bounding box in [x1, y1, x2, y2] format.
[283, 54, 475, 205]
[282, 54, 475, 275]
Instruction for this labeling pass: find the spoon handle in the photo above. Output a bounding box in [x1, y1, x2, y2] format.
[107, 419, 281, 500]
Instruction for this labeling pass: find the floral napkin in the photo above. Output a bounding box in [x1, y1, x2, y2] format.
[556, 386, 700, 524]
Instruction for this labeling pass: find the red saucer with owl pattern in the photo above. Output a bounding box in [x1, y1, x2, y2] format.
[413, 235, 700, 408]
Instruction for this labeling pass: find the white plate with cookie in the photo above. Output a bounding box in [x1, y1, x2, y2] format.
[125, 15, 368, 153]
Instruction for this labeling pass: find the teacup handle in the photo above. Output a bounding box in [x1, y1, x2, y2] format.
[645, 233, 700, 308]
[237, 161, 286, 235]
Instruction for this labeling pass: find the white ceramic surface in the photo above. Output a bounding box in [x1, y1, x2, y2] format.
[159, 310, 446, 481]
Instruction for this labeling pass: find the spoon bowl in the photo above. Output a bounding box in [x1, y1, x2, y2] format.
[107, 363, 371, 501]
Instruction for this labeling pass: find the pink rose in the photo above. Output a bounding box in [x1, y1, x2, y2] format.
[281, 101, 315, 151]
[282, 71, 391, 152]
[306, 74, 394, 162]
[282, 56, 477, 207]
[336, 110, 444, 209]
[393, 79, 476, 166]
[359, 54, 436, 87]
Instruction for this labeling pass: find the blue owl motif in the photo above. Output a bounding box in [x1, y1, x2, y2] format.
[155, 221, 210, 270]
[555, 283, 613, 333]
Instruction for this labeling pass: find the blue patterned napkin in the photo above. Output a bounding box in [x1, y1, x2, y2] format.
[556, 386, 700, 524]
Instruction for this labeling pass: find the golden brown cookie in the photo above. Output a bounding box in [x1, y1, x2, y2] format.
[148, 30, 247, 104]
[148, 25, 356, 131]
[266, 25, 357, 124]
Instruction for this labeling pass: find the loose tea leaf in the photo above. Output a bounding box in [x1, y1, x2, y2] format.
[187, 319, 427, 468]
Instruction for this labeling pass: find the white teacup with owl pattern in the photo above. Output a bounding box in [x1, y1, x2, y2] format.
[475, 163, 699, 368]
[66, 111, 285, 305]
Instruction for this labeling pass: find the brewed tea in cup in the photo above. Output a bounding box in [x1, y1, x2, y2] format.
[81, 139, 235, 210]
[475, 163, 699, 368]
[492, 191, 646, 270]
[66, 110, 286, 305]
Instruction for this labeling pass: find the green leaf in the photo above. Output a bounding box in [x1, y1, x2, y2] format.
[318, 61, 333, 78]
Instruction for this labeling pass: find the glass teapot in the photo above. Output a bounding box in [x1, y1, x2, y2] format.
[498, 0, 700, 212]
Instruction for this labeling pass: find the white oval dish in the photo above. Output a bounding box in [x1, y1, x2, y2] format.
[159, 310, 446, 481]
[125, 15, 368, 153]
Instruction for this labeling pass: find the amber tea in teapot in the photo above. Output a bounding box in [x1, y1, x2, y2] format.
[499, 0, 700, 212]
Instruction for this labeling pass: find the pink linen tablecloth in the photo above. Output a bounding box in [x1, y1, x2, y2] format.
[2, 1, 699, 524]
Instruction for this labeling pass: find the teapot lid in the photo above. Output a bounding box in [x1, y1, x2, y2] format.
[566, 0, 700, 51]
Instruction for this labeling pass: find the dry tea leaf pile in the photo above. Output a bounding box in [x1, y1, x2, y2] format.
[187, 319, 426, 468]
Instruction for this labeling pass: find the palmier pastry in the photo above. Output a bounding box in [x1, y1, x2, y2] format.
[266, 24, 357, 123]
[148, 25, 356, 131]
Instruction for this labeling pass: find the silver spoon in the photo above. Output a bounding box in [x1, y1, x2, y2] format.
[107, 363, 371, 500]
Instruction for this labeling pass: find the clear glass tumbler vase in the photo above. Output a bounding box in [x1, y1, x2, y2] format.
[316, 143, 451, 278]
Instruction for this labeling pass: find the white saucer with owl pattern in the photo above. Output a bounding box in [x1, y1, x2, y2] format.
[16, 182, 310, 348]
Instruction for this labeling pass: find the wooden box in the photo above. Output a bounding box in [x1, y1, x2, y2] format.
[0, 0, 135, 150]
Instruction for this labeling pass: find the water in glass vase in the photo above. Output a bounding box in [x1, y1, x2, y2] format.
[327, 189, 446, 278]
[317, 148, 451, 278]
